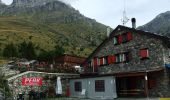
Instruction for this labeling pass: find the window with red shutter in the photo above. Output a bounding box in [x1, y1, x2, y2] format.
[115, 52, 132, 63]
[140, 49, 149, 59]
[127, 32, 133, 41]
[100, 57, 104, 66]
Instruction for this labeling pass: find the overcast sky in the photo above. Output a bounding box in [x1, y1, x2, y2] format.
[2, 0, 170, 28]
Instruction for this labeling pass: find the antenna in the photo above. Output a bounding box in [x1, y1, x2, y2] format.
[121, 0, 129, 26]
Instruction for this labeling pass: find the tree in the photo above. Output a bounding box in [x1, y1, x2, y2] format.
[3, 43, 18, 58]
[54, 45, 65, 56]
[37, 45, 65, 63]
[18, 41, 36, 59]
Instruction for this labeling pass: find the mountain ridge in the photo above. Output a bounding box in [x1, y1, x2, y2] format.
[138, 11, 170, 37]
[0, 0, 108, 57]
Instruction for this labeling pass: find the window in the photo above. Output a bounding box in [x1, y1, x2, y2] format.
[124, 52, 132, 62]
[95, 80, 105, 92]
[113, 32, 133, 45]
[74, 82, 82, 92]
[100, 56, 108, 65]
[115, 52, 131, 63]
[140, 48, 149, 59]
[113, 36, 118, 45]
[122, 33, 128, 43]
[99, 57, 104, 66]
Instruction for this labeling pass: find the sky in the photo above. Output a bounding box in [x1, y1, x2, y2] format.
[2, 0, 170, 28]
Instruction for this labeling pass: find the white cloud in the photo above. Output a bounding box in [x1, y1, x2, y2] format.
[1, 0, 12, 5]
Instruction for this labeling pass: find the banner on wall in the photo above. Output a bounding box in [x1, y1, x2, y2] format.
[22, 77, 43, 86]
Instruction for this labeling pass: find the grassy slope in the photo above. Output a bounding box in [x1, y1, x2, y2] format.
[0, 1, 108, 57]
[0, 15, 107, 57]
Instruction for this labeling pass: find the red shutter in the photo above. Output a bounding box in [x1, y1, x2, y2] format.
[127, 32, 132, 41]
[108, 55, 116, 64]
[140, 49, 149, 58]
[93, 58, 98, 72]
[107, 56, 111, 64]
[118, 35, 123, 44]
[93, 58, 98, 66]
[100, 58, 103, 65]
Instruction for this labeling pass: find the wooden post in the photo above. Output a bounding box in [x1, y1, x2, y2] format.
[144, 72, 149, 98]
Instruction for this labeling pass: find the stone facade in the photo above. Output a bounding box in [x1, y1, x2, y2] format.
[83, 25, 170, 97]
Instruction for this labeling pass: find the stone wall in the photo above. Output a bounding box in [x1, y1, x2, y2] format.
[149, 69, 170, 97]
[86, 28, 166, 74]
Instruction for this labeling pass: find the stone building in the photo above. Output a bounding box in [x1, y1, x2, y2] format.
[70, 24, 170, 98]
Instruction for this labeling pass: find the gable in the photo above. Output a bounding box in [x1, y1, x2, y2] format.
[82, 25, 170, 65]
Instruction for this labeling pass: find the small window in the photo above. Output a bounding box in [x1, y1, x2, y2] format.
[115, 54, 120, 63]
[99, 57, 104, 66]
[103, 56, 108, 65]
[95, 80, 105, 92]
[122, 33, 128, 43]
[99, 57, 108, 66]
[115, 52, 131, 63]
[125, 52, 132, 62]
[140, 48, 149, 59]
[74, 82, 82, 92]
[113, 36, 118, 45]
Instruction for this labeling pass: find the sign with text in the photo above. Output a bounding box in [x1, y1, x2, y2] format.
[22, 77, 43, 86]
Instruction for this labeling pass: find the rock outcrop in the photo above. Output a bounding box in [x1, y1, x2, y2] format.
[138, 11, 170, 37]
[12, 0, 59, 7]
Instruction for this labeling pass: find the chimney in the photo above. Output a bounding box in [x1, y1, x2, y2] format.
[131, 18, 136, 29]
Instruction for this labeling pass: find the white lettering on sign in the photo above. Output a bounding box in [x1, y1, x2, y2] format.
[22, 77, 43, 86]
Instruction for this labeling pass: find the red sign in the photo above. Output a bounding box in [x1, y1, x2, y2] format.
[22, 77, 43, 86]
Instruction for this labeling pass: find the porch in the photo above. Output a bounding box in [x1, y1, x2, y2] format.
[115, 68, 164, 97]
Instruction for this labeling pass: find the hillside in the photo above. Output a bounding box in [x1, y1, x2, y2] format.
[138, 11, 170, 37]
[0, 0, 108, 57]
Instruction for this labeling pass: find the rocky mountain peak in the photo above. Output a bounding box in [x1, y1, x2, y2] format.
[12, 0, 59, 7]
[138, 11, 170, 37]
